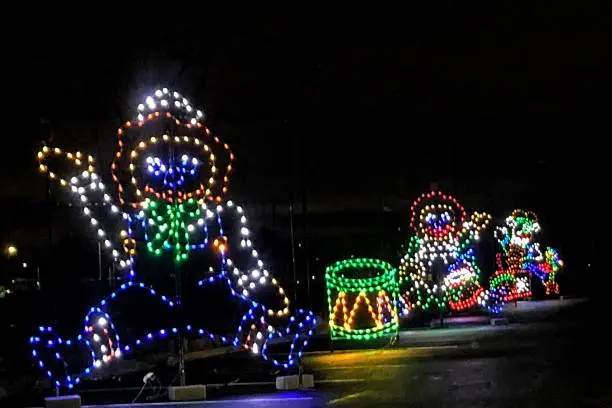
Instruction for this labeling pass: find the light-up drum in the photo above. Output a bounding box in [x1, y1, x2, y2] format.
[326, 258, 399, 341]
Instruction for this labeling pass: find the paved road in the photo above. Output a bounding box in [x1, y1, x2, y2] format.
[299, 299, 609, 407]
[14, 299, 612, 407]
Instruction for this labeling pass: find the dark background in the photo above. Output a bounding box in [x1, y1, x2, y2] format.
[0, 4, 608, 316]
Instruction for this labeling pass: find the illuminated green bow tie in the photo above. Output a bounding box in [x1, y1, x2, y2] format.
[143, 198, 204, 263]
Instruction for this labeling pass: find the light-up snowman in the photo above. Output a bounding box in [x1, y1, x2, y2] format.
[398, 191, 491, 315]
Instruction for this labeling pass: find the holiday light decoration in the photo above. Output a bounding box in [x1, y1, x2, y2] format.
[491, 209, 563, 304]
[30, 88, 315, 390]
[494, 209, 539, 299]
[490, 210, 563, 307]
[444, 250, 488, 312]
[326, 258, 399, 340]
[398, 191, 491, 314]
[524, 244, 563, 296]
[542, 247, 562, 295]
[487, 254, 523, 313]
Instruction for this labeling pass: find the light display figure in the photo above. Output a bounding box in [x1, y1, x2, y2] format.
[29, 88, 315, 391]
[490, 209, 562, 307]
[398, 191, 491, 314]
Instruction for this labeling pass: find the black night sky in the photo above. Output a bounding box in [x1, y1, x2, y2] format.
[0, 4, 608, 299]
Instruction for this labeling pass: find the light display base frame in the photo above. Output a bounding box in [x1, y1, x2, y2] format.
[168, 384, 207, 401]
[44, 395, 81, 408]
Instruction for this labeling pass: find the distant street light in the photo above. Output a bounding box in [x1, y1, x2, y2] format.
[6, 245, 17, 257]
[22, 262, 28, 268]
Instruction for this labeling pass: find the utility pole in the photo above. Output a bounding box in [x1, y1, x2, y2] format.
[299, 130, 311, 302]
[289, 201, 298, 306]
[287, 119, 298, 306]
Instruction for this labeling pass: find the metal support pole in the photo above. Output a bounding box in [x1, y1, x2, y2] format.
[298, 356, 304, 388]
[175, 257, 186, 386]
[97, 241, 102, 281]
[168, 137, 186, 386]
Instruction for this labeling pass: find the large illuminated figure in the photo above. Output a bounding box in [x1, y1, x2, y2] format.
[398, 191, 491, 315]
[30, 88, 315, 391]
